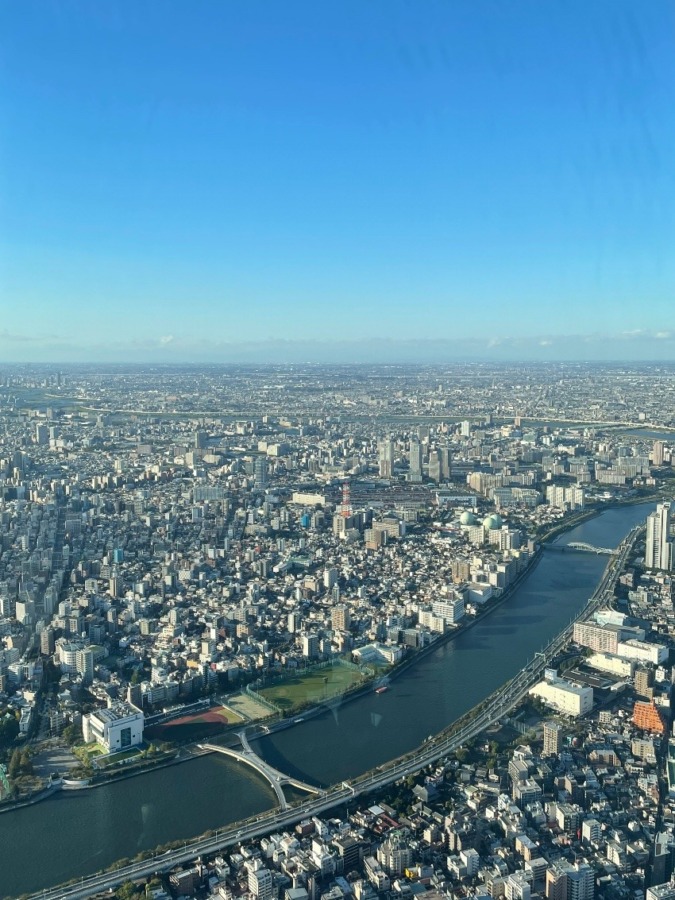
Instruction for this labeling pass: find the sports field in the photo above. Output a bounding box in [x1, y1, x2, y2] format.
[144, 704, 244, 742]
[259, 664, 367, 711]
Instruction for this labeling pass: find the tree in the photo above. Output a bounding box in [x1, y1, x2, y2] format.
[62, 724, 80, 746]
[115, 881, 142, 900]
[20, 749, 33, 775]
[8, 748, 22, 779]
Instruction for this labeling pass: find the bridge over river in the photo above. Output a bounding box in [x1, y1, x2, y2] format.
[545, 541, 616, 555]
[199, 732, 323, 810]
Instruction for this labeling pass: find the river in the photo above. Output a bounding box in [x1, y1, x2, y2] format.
[0, 501, 655, 898]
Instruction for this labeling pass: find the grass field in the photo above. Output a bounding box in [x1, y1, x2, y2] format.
[96, 747, 142, 768]
[258, 664, 367, 711]
[144, 704, 244, 743]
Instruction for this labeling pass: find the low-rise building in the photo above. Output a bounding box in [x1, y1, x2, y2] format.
[82, 700, 144, 752]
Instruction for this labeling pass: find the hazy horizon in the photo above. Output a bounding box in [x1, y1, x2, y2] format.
[4, 333, 675, 366]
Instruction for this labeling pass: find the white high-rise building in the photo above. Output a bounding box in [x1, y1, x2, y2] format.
[645, 503, 673, 571]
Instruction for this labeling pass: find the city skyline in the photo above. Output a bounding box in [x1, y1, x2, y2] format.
[2, 0, 674, 363]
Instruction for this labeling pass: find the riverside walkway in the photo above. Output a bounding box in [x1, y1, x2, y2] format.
[199, 731, 323, 810]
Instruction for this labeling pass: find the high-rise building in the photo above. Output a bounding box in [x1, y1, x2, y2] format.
[428, 449, 442, 482]
[287, 611, 302, 633]
[546, 862, 594, 900]
[76, 647, 95, 684]
[40, 627, 55, 656]
[645, 503, 673, 571]
[439, 446, 452, 480]
[378, 438, 395, 478]
[332, 604, 351, 632]
[635, 667, 654, 699]
[543, 721, 564, 756]
[301, 633, 319, 659]
[408, 440, 423, 483]
[652, 441, 666, 467]
[254, 456, 269, 488]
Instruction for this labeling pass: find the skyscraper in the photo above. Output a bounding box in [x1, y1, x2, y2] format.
[428, 449, 442, 482]
[439, 445, 452, 480]
[409, 439, 423, 482]
[379, 437, 395, 478]
[645, 503, 673, 571]
[254, 456, 269, 488]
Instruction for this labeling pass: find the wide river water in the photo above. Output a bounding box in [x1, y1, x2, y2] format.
[0, 501, 655, 898]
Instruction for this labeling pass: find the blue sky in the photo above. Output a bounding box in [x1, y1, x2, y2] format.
[1, 0, 674, 362]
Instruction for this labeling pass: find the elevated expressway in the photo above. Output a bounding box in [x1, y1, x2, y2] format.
[31, 525, 641, 900]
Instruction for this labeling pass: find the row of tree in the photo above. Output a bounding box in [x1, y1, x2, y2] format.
[7, 748, 33, 779]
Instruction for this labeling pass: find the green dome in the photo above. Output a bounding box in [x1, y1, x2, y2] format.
[483, 514, 503, 530]
[460, 511, 477, 526]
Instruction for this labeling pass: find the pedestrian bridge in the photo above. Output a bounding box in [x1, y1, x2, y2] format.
[199, 732, 323, 811]
[545, 542, 616, 555]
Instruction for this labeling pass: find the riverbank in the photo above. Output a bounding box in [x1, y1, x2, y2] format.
[539, 508, 600, 543]
[388, 544, 545, 684]
[0, 746, 214, 816]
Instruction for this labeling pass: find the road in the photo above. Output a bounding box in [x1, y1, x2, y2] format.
[27, 525, 641, 900]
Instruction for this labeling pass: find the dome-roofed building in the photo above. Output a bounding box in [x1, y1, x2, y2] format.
[482, 513, 503, 531]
